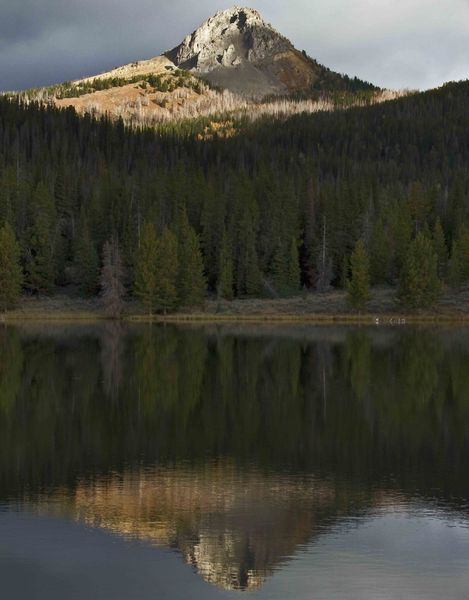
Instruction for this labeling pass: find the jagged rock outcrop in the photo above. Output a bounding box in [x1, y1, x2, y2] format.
[165, 6, 326, 97]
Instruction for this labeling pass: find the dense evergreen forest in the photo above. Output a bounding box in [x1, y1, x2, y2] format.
[0, 80, 469, 312]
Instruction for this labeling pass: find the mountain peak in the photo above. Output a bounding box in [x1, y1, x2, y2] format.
[165, 6, 298, 95]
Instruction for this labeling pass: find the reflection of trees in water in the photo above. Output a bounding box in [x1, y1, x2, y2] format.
[0, 326, 23, 416]
[100, 322, 125, 401]
[1, 325, 469, 493]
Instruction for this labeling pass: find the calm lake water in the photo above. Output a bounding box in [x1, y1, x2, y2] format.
[1, 323, 469, 599]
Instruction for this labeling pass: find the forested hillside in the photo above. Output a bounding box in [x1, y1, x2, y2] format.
[0, 80, 468, 312]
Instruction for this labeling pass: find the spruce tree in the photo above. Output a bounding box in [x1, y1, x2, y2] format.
[315, 217, 334, 292]
[271, 241, 288, 296]
[392, 200, 413, 276]
[370, 215, 390, 284]
[398, 232, 441, 308]
[432, 217, 448, 280]
[236, 210, 262, 297]
[155, 227, 179, 313]
[347, 239, 371, 312]
[286, 237, 301, 294]
[218, 231, 234, 300]
[76, 220, 99, 297]
[100, 237, 125, 318]
[177, 209, 206, 307]
[24, 183, 57, 293]
[0, 223, 23, 312]
[134, 223, 159, 315]
[449, 225, 469, 288]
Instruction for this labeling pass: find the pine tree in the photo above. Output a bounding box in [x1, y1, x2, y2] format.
[177, 209, 206, 307]
[370, 215, 390, 284]
[449, 225, 469, 288]
[75, 220, 99, 297]
[340, 254, 350, 289]
[398, 232, 441, 308]
[0, 223, 23, 312]
[408, 181, 432, 233]
[315, 217, 334, 292]
[392, 200, 413, 277]
[218, 230, 234, 300]
[134, 222, 159, 314]
[100, 237, 125, 318]
[271, 241, 288, 295]
[347, 239, 371, 312]
[287, 237, 301, 294]
[432, 217, 448, 280]
[24, 183, 57, 293]
[155, 227, 179, 313]
[236, 210, 262, 297]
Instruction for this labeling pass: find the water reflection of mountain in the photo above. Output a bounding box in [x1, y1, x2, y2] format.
[2, 323, 469, 589]
[31, 463, 375, 591]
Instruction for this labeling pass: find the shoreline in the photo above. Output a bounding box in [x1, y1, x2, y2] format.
[3, 288, 469, 324]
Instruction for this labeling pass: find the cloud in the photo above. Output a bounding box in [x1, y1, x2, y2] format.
[0, 0, 468, 91]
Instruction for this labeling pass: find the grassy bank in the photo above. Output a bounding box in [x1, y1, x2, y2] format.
[3, 287, 469, 324]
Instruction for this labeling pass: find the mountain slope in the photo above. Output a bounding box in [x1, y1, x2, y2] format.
[7, 6, 383, 123]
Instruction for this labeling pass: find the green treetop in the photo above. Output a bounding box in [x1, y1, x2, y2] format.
[347, 239, 371, 312]
[449, 224, 469, 288]
[0, 223, 23, 312]
[218, 230, 234, 300]
[398, 232, 441, 309]
[155, 227, 179, 313]
[177, 209, 206, 307]
[134, 222, 159, 315]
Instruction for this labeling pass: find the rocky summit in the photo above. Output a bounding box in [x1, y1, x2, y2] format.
[165, 6, 328, 97]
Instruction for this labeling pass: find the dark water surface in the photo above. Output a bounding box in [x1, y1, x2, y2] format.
[1, 323, 469, 599]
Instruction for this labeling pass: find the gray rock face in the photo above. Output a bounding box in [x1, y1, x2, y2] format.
[163, 6, 318, 97]
[166, 7, 293, 73]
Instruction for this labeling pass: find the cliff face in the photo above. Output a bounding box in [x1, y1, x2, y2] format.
[165, 6, 326, 97]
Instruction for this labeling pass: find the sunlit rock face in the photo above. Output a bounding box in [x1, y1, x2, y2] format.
[165, 7, 321, 97]
[166, 7, 291, 72]
[31, 462, 344, 591]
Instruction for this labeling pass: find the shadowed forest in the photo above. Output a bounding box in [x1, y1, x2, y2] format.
[1, 81, 469, 313]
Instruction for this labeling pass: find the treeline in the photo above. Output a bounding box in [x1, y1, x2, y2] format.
[0, 80, 469, 312]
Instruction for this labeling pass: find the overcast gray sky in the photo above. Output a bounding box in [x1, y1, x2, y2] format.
[1, 0, 468, 92]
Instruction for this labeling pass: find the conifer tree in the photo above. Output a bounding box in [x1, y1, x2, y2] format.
[236, 210, 262, 297]
[271, 241, 288, 296]
[315, 217, 334, 292]
[100, 237, 125, 319]
[24, 183, 57, 293]
[433, 217, 448, 280]
[449, 225, 469, 288]
[218, 231, 234, 300]
[134, 222, 159, 314]
[370, 215, 390, 284]
[398, 232, 441, 308]
[155, 227, 179, 313]
[392, 200, 413, 276]
[177, 209, 206, 307]
[0, 223, 23, 312]
[340, 254, 350, 289]
[287, 237, 301, 294]
[76, 220, 99, 297]
[347, 239, 371, 312]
